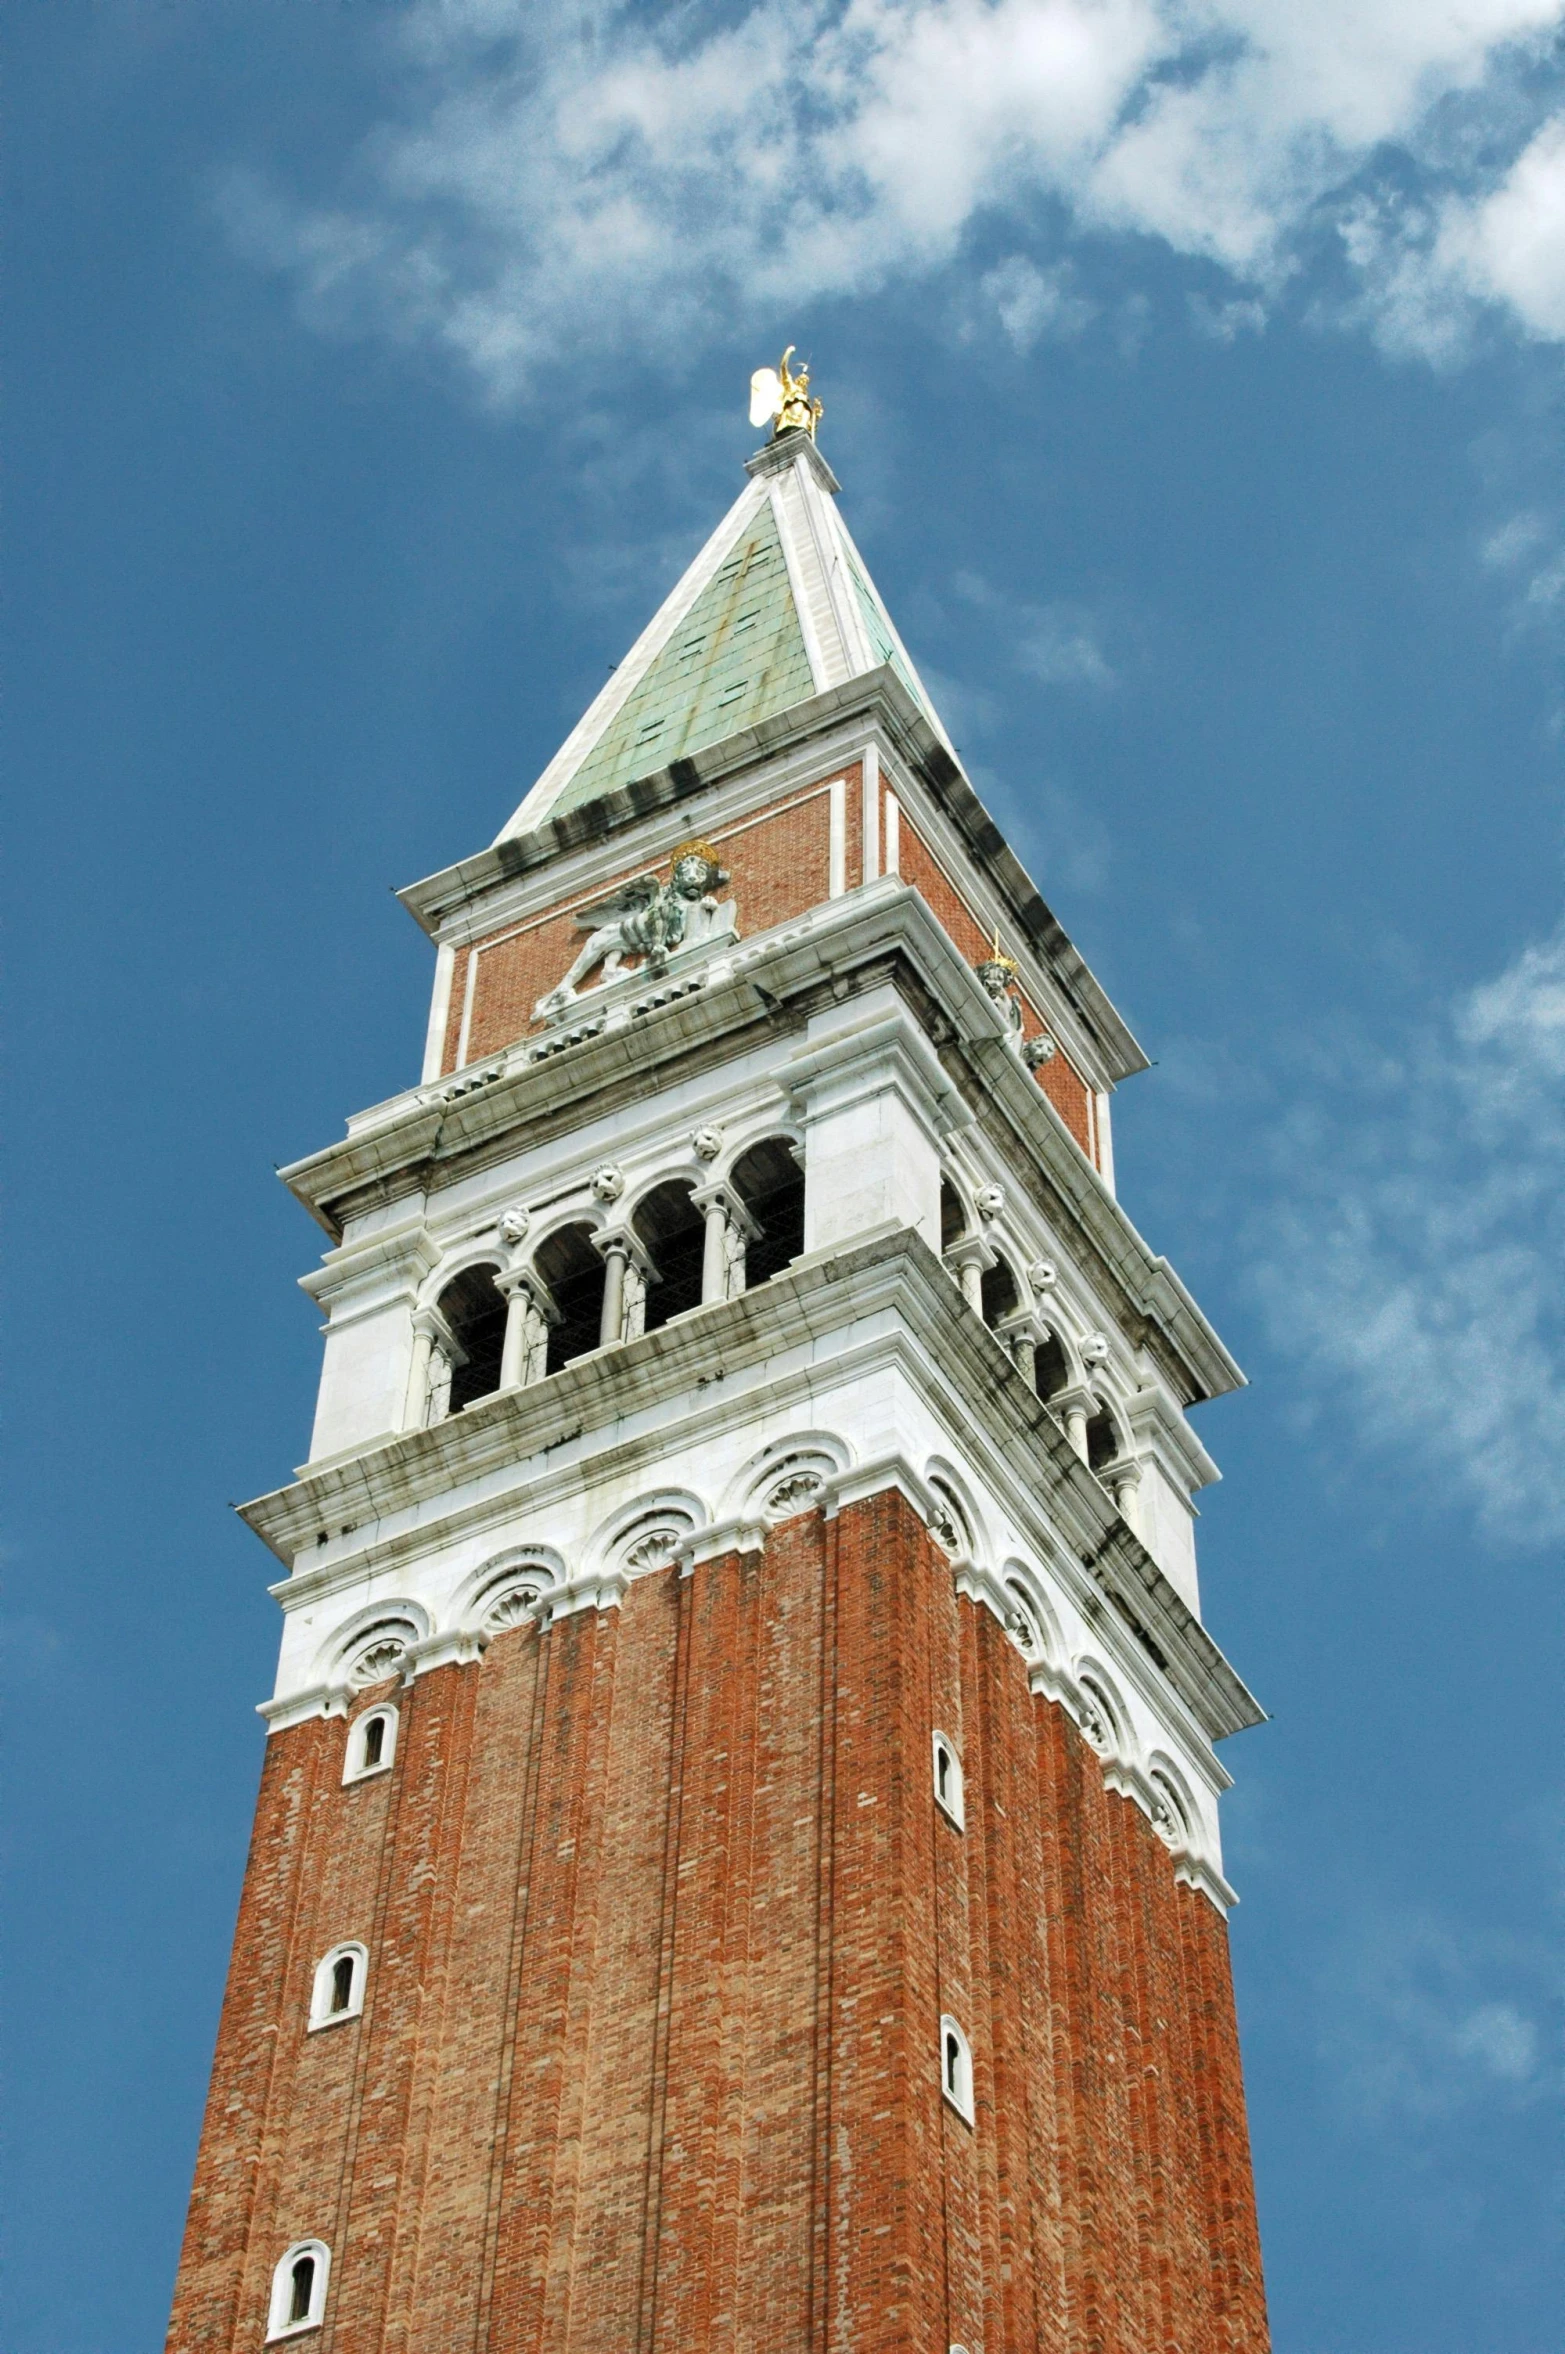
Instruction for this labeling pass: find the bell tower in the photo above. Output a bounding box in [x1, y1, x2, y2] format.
[167, 382, 1269, 2354]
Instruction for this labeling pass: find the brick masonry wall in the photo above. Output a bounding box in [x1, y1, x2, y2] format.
[167, 1488, 1267, 2353]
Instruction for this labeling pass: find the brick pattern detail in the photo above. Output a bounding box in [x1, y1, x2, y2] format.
[167, 1490, 1267, 2353]
[891, 808, 1097, 1162]
[443, 772, 861, 1073]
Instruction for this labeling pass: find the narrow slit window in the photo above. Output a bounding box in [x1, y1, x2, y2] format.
[288, 2258, 314, 2325]
[361, 1715, 385, 1769]
[940, 2014, 975, 2124]
[932, 1732, 964, 1829]
[330, 1955, 355, 2014]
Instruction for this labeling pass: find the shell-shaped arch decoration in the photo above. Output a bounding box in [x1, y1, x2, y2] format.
[1073, 1665, 1127, 1760]
[590, 1491, 708, 1585]
[1147, 1756, 1197, 1849]
[725, 1433, 853, 1529]
[923, 1459, 986, 1565]
[464, 1547, 564, 1637]
[323, 1602, 431, 1692]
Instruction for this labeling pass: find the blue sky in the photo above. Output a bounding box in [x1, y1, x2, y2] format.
[5, 5, 1562, 2348]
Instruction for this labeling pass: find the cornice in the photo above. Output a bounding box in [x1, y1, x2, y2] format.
[242, 1224, 1262, 1748]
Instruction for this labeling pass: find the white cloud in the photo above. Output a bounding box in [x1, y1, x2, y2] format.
[1439, 111, 1565, 339]
[224, 0, 1565, 398]
[1252, 917, 1565, 1544]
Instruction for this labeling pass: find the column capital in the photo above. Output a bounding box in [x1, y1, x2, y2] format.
[592, 1224, 656, 1279]
[690, 1180, 761, 1240]
[411, 1302, 461, 1357]
[997, 1306, 1049, 1348]
[494, 1262, 560, 1320]
[943, 1232, 997, 1278]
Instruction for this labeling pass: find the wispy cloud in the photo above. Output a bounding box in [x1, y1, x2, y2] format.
[954, 567, 1118, 689]
[1251, 916, 1565, 1544]
[1318, 1906, 1548, 2125]
[969, 254, 1097, 351]
[222, 0, 1565, 400]
[1014, 602, 1116, 688]
[1483, 506, 1565, 637]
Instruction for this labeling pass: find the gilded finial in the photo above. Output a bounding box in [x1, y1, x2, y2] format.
[980, 928, 1019, 978]
[975, 931, 1026, 1048]
[748, 345, 824, 441]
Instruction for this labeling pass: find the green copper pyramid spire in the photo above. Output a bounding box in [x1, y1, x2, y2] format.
[498, 427, 952, 843]
[551, 499, 815, 821]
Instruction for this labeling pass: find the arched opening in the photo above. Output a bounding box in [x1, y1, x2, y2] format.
[309, 1942, 368, 2030]
[344, 1705, 396, 1784]
[633, 1179, 706, 1330]
[536, 1224, 605, 1375]
[268, 2239, 330, 2340]
[1086, 1400, 1122, 1473]
[980, 1258, 1019, 1329]
[1033, 1330, 1070, 1401]
[731, 1135, 805, 1286]
[940, 1179, 967, 1252]
[436, 1265, 506, 1412]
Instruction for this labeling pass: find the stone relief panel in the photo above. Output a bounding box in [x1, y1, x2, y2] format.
[536, 845, 738, 1019]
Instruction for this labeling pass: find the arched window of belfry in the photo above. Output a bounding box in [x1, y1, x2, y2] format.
[731, 1136, 805, 1286]
[633, 1179, 707, 1329]
[1033, 1329, 1070, 1401]
[535, 1223, 606, 1374]
[435, 1264, 506, 1411]
[1085, 1398, 1124, 1473]
[980, 1257, 1019, 1329]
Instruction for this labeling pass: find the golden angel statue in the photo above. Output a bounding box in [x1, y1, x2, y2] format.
[748, 346, 823, 440]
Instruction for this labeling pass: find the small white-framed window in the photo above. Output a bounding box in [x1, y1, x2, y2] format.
[267, 2239, 330, 2339]
[343, 1704, 397, 1785]
[940, 2014, 975, 2125]
[931, 1731, 965, 1829]
[308, 1942, 367, 2031]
